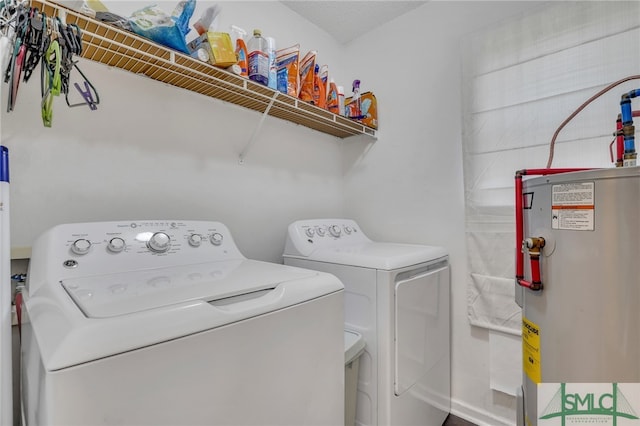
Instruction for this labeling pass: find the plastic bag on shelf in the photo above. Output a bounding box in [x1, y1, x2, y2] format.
[128, 0, 196, 53]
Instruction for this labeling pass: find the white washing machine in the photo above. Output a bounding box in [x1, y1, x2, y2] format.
[21, 220, 344, 426]
[283, 219, 450, 426]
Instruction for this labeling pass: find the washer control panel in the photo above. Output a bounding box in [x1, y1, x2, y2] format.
[62, 221, 229, 257]
[28, 220, 245, 284]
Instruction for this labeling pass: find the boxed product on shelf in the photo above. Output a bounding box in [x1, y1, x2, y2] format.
[188, 32, 237, 68]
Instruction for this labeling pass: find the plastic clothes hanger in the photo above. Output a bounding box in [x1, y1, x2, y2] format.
[58, 22, 97, 110]
[5, 4, 27, 111]
[23, 8, 48, 82]
[41, 31, 61, 127]
[66, 62, 99, 110]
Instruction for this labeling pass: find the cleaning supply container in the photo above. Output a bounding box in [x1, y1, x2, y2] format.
[247, 29, 268, 85]
[344, 329, 365, 426]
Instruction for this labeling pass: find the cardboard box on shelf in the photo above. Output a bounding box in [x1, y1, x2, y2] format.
[188, 32, 237, 68]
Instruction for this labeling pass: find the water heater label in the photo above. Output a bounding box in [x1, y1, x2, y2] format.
[551, 182, 594, 231]
[523, 316, 541, 384]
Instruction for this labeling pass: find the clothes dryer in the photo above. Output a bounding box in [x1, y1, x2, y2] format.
[284, 219, 450, 426]
[21, 220, 344, 426]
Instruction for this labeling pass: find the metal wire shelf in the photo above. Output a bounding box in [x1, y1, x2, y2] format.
[31, 0, 377, 140]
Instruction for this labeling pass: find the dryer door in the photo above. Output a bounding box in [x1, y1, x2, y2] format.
[394, 262, 449, 395]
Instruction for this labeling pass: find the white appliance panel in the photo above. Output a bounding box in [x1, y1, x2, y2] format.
[23, 292, 344, 426]
[284, 258, 378, 426]
[308, 243, 447, 270]
[395, 265, 449, 396]
[376, 266, 450, 426]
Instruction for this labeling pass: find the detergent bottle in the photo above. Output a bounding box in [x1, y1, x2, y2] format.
[312, 64, 326, 109]
[327, 78, 339, 114]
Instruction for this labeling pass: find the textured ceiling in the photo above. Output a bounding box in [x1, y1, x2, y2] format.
[280, 1, 427, 44]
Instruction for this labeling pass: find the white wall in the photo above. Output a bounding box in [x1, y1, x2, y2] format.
[4, 1, 551, 425]
[342, 2, 546, 425]
[3, 1, 354, 263]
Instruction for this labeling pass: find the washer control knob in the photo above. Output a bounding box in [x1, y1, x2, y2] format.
[344, 226, 353, 235]
[147, 232, 171, 253]
[316, 226, 326, 237]
[71, 239, 92, 255]
[305, 227, 315, 238]
[210, 232, 224, 246]
[188, 234, 203, 247]
[107, 237, 126, 253]
[329, 225, 341, 238]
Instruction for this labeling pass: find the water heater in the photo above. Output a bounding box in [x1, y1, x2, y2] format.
[516, 167, 640, 426]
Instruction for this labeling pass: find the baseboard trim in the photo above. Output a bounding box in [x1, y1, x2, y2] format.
[450, 398, 514, 426]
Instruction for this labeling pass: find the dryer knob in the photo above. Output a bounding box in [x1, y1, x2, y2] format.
[329, 225, 341, 238]
[107, 237, 126, 253]
[188, 234, 203, 247]
[147, 232, 171, 253]
[71, 238, 92, 255]
[210, 232, 224, 246]
[344, 226, 353, 235]
[305, 227, 315, 238]
[316, 226, 326, 237]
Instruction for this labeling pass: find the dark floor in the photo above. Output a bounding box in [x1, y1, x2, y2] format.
[443, 414, 477, 426]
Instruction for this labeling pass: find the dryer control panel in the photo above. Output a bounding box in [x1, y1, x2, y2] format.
[284, 218, 372, 258]
[28, 220, 245, 287]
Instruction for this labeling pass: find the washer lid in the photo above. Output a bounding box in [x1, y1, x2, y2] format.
[298, 242, 448, 270]
[61, 259, 319, 318]
[29, 260, 343, 371]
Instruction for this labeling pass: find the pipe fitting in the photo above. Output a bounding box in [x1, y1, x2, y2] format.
[525, 237, 545, 253]
[529, 281, 543, 291]
[621, 90, 640, 101]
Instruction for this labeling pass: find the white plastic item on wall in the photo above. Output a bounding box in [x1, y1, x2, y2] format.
[0, 146, 11, 426]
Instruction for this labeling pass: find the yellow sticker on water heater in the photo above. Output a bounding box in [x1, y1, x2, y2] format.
[522, 317, 541, 384]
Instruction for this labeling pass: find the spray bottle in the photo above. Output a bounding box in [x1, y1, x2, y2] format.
[192, 3, 216, 36]
[349, 79, 362, 119]
[231, 25, 248, 77]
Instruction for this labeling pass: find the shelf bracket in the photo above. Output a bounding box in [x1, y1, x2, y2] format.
[239, 92, 279, 164]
